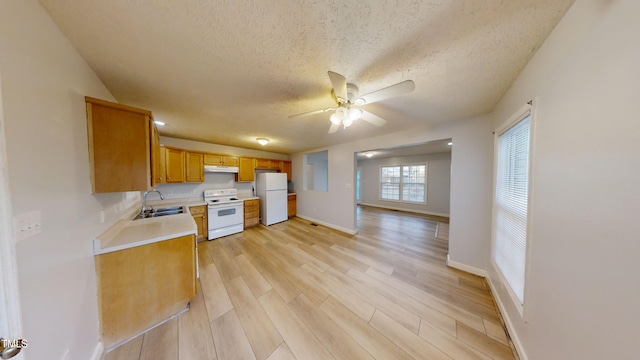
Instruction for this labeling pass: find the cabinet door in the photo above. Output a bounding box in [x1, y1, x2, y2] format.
[255, 158, 269, 169]
[281, 161, 292, 182]
[288, 195, 296, 217]
[223, 156, 239, 166]
[86, 97, 154, 192]
[151, 122, 163, 185]
[237, 157, 256, 182]
[185, 152, 204, 182]
[165, 148, 185, 183]
[203, 154, 223, 165]
[189, 205, 208, 241]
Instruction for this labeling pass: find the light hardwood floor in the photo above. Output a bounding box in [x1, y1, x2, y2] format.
[103, 205, 516, 360]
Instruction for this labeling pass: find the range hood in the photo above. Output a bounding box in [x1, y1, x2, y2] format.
[204, 165, 239, 173]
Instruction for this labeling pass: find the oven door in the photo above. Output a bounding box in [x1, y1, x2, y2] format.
[208, 203, 244, 239]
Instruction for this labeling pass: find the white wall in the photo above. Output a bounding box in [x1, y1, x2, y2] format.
[357, 152, 451, 216]
[488, 1, 640, 359]
[292, 113, 494, 269]
[0, 1, 138, 359]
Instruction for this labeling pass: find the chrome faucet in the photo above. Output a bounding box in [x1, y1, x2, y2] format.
[141, 189, 165, 217]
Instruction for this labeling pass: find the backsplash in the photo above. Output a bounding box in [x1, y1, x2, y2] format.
[153, 173, 254, 200]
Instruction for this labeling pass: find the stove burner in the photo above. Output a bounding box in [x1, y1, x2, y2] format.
[210, 199, 219, 203]
[230, 197, 239, 201]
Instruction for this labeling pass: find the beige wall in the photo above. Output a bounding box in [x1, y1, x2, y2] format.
[488, 1, 640, 359]
[0, 1, 136, 359]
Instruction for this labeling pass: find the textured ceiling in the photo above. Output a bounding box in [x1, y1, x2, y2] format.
[39, 0, 573, 154]
[357, 138, 452, 160]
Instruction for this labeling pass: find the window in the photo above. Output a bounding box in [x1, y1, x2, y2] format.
[380, 164, 426, 203]
[492, 106, 532, 309]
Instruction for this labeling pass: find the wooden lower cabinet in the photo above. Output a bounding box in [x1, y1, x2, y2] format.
[189, 205, 208, 241]
[244, 199, 259, 228]
[288, 194, 296, 218]
[95, 234, 196, 349]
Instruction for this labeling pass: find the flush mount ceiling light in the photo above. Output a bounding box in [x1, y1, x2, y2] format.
[154, 120, 165, 126]
[257, 138, 269, 146]
[448, 142, 453, 146]
[365, 153, 373, 158]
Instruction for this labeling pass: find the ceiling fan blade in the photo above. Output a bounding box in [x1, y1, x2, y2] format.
[328, 123, 339, 134]
[328, 71, 347, 102]
[360, 110, 388, 127]
[289, 107, 334, 119]
[358, 80, 415, 105]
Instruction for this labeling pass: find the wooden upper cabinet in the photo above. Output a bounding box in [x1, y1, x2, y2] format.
[85, 97, 157, 193]
[281, 161, 292, 182]
[237, 157, 256, 182]
[151, 124, 163, 185]
[223, 156, 239, 166]
[165, 147, 185, 183]
[204, 154, 239, 166]
[255, 158, 280, 170]
[185, 152, 204, 182]
[203, 154, 223, 165]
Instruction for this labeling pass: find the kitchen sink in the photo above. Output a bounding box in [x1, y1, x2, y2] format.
[132, 206, 185, 220]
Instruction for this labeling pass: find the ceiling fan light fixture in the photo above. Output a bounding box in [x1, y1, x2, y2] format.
[335, 106, 348, 120]
[355, 98, 366, 106]
[330, 113, 341, 125]
[348, 108, 362, 121]
[257, 138, 269, 146]
[342, 117, 354, 128]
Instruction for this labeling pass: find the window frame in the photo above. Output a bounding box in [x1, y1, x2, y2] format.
[378, 163, 427, 205]
[490, 102, 536, 317]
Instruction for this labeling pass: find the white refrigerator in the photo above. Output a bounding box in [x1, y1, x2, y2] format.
[256, 172, 288, 226]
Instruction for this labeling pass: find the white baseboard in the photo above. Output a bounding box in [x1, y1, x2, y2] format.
[90, 342, 104, 360]
[295, 215, 358, 235]
[359, 203, 450, 218]
[485, 276, 528, 360]
[445, 254, 488, 277]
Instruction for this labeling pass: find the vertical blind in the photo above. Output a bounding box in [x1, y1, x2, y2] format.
[494, 113, 531, 304]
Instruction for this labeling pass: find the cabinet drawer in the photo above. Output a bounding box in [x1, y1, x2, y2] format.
[244, 204, 258, 213]
[244, 199, 259, 207]
[244, 210, 259, 219]
[189, 205, 206, 215]
[244, 217, 259, 228]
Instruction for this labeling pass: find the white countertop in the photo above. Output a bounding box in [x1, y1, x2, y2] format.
[94, 213, 197, 255]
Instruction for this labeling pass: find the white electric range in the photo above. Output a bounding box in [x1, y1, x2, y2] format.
[203, 189, 244, 240]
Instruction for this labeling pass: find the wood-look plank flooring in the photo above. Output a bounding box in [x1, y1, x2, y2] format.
[103, 205, 516, 360]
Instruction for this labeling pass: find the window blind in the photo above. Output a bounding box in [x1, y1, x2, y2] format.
[494, 113, 531, 304]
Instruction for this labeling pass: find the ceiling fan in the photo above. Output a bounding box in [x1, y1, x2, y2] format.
[290, 71, 415, 133]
